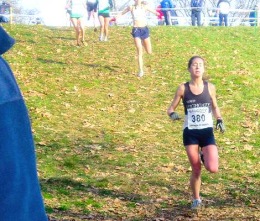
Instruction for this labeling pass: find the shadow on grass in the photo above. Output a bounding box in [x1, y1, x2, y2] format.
[37, 58, 68, 65]
[40, 173, 259, 220]
[46, 27, 73, 32]
[36, 57, 121, 73]
[38, 139, 259, 220]
[51, 37, 74, 41]
[86, 63, 120, 72]
[41, 176, 144, 221]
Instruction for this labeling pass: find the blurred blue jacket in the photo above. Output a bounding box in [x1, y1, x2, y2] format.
[160, 0, 173, 10]
[0, 26, 48, 221]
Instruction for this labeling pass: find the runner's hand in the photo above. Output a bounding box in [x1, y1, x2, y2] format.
[169, 112, 181, 120]
[216, 119, 225, 133]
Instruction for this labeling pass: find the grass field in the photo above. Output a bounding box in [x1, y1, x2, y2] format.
[3, 24, 260, 220]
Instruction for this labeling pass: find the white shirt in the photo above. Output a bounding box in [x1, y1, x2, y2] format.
[98, 0, 110, 10]
[132, 5, 147, 22]
[219, 2, 230, 14]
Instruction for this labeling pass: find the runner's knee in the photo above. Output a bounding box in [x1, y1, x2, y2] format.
[191, 166, 201, 177]
[205, 164, 218, 173]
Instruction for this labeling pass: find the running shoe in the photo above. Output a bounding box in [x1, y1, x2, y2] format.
[81, 40, 87, 46]
[137, 71, 144, 77]
[191, 199, 202, 210]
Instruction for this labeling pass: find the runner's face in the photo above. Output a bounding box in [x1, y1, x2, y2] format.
[189, 58, 205, 78]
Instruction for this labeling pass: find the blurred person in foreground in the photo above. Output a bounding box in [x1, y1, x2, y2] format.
[0, 26, 48, 220]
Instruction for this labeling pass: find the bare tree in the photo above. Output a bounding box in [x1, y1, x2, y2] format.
[229, 0, 259, 25]
[3, 0, 43, 24]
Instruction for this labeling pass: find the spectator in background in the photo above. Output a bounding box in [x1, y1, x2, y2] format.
[249, 5, 257, 26]
[190, 0, 203, 26]
[160, 0, 174, 25]
[217, 0, 230, 26]
[156, 5, 164, 25]
[0, 26, 48, 221]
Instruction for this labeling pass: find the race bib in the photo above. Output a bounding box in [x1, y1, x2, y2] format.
[187, 107, 213, 129]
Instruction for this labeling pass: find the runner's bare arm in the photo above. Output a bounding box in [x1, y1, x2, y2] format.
[209, 83, 222, 119]
[167, 83, 184, 116]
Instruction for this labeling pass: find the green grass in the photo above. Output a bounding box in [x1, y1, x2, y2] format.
[3, 24, 260, 220]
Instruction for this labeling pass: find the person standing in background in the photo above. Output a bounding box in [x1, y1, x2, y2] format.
[160, 0, 174, 25]
[191, 0, 203, 26]
[217, 0, 230, 26]
[156, 4, 164, 25]
[97, 0, 114, 41]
